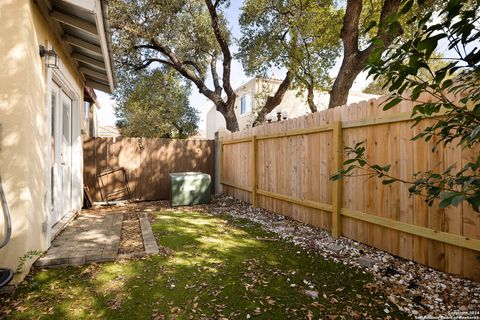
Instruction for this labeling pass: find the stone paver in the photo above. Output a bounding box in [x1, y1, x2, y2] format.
[35, 213, 123, 267]
[357, 256, 378, 269]
[139, 213, 159, 255]
[326, 244, 345, 254]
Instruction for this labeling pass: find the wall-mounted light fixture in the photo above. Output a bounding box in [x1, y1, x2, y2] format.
[39, 45, 59, 69]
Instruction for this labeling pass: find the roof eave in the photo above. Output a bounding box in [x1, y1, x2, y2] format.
[95, 0, 115, 93]
[43, 0, 116, 94]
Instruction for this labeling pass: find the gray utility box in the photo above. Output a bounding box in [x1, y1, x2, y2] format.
[170, 172, 211, 207]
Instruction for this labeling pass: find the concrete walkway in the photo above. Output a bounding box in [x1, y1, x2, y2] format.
[35, 213, 123, 267]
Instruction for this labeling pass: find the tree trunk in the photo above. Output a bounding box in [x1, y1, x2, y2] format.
[328, 54, 364, 108]
[328, 0, 402, 109]
[222, 108, 239, 132]
[216, 99, 239, 132]
[255, 71, 294, 124]
[307, 83, 318, 113]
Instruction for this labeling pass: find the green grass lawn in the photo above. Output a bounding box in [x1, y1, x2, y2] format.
[1, 209, 408, 319]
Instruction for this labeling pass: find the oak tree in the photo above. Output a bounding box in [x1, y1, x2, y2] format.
[114, 69, 199, 139]
[110, 0, 240, 131]
[238, 0, 342, 122]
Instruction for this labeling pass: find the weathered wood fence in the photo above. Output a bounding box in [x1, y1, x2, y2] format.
[84, 137, 215, 202]
[220, 94, 480, 281]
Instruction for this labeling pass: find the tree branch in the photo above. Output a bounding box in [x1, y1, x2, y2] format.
[210, 51, 222, 96]
[254, 70, 294, 124]
[340, 0, 362, 57]
[205, 0, 235, 100]
[125, 58, 175, 71]
[148, 38, 227, 111]
[183, 60, 204, 79]
[360, 0, 403, 62]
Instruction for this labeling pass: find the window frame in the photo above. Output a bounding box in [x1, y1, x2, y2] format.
[240, 93, 252, 115]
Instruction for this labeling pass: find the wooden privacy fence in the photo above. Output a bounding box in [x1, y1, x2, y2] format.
[220, 94, 480, 281]
[84, 137, 215, 202]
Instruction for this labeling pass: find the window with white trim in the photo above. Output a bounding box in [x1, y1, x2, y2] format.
[240, 93, 252, 115]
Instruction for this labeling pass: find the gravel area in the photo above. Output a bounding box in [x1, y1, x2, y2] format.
[209, 195, 480, 319]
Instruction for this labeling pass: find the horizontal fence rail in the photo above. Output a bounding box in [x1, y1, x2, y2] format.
[219, 94, 480, 281]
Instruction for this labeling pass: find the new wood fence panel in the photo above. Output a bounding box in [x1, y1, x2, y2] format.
[340, 102, 359, 243]
[220, 96, 480, 281]
[462, 147, 480, 279]
[398, 99, 415, 262]
[444, 138, 463, 275]
[84, 137, 215, 202]
[428, 126, 446, 272]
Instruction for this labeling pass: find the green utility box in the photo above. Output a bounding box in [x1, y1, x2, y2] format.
[170, 172, 211, 207]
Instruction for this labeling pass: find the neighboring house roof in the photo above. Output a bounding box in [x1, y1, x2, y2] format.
[98, 126, 120, 137]
[36, 0, 115, 93]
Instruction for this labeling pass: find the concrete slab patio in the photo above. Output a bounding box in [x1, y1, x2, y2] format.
[35, 213, 123, 267]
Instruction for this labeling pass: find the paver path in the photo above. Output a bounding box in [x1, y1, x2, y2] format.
[35, 213, 123, 267]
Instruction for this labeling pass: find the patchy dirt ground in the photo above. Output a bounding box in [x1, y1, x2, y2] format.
[118, 211, 144, 254]
[84, 201, 167, 255]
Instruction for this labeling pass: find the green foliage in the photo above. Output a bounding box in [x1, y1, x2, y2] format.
[111, 0, 223, 78]
[238, 0, 342, 110]
[363, 74, 391, 95]
[333, 0, 480, 212]
[358, 0, 443, 46]
[15, 250, 42, 274]
[114, 68, 199, 139]
[363, 52, 450, 95]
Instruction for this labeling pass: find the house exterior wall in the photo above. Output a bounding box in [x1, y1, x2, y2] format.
[92, 103, 100, 137]
[0, 0, 84, 281]
[206, 106, 226, 140]
[205, 77, 379, 138]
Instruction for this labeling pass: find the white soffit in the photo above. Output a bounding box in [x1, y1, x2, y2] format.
[45, 0, 115, 93]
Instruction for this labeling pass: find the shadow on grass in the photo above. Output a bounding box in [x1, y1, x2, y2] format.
[1, 209, 409, 320]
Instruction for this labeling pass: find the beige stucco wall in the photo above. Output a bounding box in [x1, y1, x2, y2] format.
[206, 105, 226, 140]
[0, 0, 83, 282]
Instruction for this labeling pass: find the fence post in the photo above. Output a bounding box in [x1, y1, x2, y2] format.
[214, 131, 224, 195]
[251, 135, 257, 207]
[332, 121, 343, 239]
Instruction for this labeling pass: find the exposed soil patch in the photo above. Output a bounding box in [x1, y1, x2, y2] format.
[83, 200, 168, 216]
[118, 211, 144, 254]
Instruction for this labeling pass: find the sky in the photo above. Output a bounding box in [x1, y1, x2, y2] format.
[96, 1, 370, 130]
